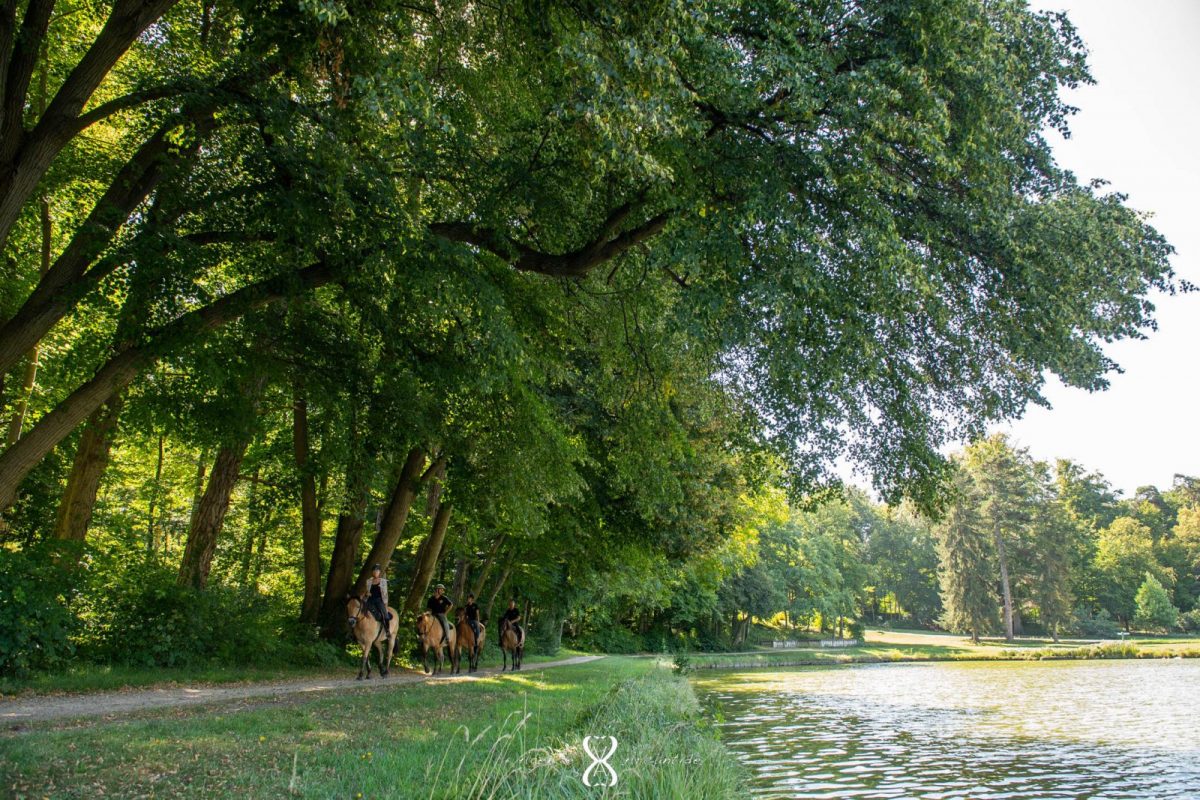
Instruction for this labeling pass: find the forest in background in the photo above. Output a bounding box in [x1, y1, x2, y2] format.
[0, 0, 1186, 676]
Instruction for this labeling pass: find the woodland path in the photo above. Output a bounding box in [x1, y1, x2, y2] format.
[0, 655, 602, 725]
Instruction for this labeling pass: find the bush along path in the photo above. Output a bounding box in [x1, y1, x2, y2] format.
[0, 656, 602, 726]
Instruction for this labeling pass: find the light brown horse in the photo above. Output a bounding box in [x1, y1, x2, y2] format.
[454, 609, 485, 674]
[499, 618, 524, 671]
[346, 595, 398, 679]
[415, 611, 457, 675]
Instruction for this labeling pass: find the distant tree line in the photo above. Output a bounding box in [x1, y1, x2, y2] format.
[685, 436, 1198, 652]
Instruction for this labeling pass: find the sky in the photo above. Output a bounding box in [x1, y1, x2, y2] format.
[988, 0, 1200, 497]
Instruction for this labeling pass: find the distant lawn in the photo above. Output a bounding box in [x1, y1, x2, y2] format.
[679, 627, 1200, 670]
[0, 657, 745, 799]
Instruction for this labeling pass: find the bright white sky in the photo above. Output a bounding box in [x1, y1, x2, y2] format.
[987, 0, 1200, 496]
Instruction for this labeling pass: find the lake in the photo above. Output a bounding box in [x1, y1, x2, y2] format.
[694, 659, 1200, 799]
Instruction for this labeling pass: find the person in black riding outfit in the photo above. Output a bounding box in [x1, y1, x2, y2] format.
[365, 564, 392, 628]
[502, 598, 523, 644]
[463, 593, 482, 643]
[427, 583, 453, 645]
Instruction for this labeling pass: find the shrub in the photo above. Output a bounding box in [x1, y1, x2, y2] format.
[80, 559, 339, 668]
[1071, 607, 1120, 638]
[1134, 572, 1179, 632]
[0, 544, 79, 676]
[1179, 608, 1200, 633]
[672, 653, 693, 675]
[571, 624, 642, 654]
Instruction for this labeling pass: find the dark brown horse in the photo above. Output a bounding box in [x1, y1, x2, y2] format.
[415, 611, 457, 675]
[499, 618, 524, 671]
[454, 609, 485, 673]
[346, 595, 398, 679]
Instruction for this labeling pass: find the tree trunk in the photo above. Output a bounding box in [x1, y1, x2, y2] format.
[403, 502, 452, 614]
[177, 440, 249, 589]
[239, 466, 260, 585]
[469, 534, 506, 598]
[4, 192, 51, 446]
[484, 563, 513, 623]
[450, 556, 468, 603]
[188, 446, 209, 535]
[317, 454, 372, 637]
[293, 386, 322, 623]
[353, 447, 427, 595]
[994, 525, 1015, 641]
[51, 394, 124, 541]
[250, 507, 270, 589]
[316, 393, 371, 635]
[146, 433, 164, 551]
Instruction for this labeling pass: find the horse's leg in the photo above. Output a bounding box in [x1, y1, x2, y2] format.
[383, 629, 394, 676]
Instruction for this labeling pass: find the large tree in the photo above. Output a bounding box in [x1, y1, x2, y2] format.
[1, 0, 1178, 527]
[935, 466, 998, 642]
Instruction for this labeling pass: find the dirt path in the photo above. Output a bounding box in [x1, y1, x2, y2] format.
[0, 655, 602, 725]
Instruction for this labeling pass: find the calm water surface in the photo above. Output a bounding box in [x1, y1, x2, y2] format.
[695, 659, 1200, 799]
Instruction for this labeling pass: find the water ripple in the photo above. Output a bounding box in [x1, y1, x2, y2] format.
[697, 659, 1200, 799]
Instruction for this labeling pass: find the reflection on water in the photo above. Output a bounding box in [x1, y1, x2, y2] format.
[695, 659, 1200, 799]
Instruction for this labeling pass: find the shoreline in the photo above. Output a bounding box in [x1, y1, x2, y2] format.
[678, 639, 1200, 671]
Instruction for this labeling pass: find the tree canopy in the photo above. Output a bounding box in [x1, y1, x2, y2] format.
[0, 0, 1184, 670]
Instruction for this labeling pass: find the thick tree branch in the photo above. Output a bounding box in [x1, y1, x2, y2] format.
[0, 0, 54, 145]
[0, 0, 198, 248]
[431, 205, 672, 278]
[0, 112, 218, 376]
[67, 81, 190, 135]
[0, 258, 340, 511]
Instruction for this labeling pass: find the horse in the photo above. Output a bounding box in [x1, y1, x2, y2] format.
[346, 595, 398, 680]
[454, 609, 485, 674]
[499, 618, 524, 671]
[415, 611, 457, 675]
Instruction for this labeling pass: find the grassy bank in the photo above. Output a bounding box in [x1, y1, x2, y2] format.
[0, 657, 746, 799]
[0, 647, 589, 698]
[678, 628, 1200, 671]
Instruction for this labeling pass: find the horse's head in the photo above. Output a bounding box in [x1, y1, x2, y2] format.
[414, 612, 427, 637]
[346, 595, 367, 628]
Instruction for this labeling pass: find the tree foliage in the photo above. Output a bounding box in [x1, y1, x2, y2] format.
[0, 0, 1187, 664]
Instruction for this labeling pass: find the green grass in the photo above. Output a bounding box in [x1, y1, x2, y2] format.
[0, 647, 590, 698]
[0, 657, 746, 799]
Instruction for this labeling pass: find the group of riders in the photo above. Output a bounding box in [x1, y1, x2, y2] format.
[362, 563, 523, 653]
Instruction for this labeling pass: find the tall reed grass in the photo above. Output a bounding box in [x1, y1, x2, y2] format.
[424, 668, 746, 799]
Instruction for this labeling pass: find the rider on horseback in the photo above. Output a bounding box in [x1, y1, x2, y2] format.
[365, 564, 393, 628]
[427, 584, 453, 646]
[501, 598, 523, 643]
[463, 592, 482, 643]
